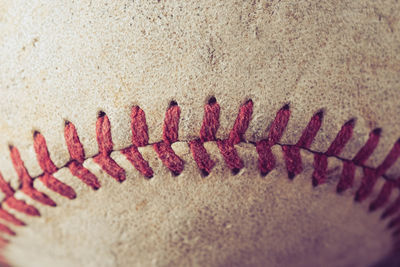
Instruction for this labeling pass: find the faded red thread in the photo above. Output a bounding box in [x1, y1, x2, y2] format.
[189, 139, 215, 176]
[2, 97, 400, 253]
[163, 102, 180, 145]
[130, 106, 149, 147]
[0, 224, 15, 236]
[93, 113, 126, 182]
[337, 129, 381, 193]
[369, 180, 395, 212]
[356, 140, 400, 202]
[312, 119, 354, 186]
[199, 97, 220, 142]
[65, 121, 100, 190]
[217, 100, 253, 173]
[0, 208, 24, 226]
[382, 195, 400, 219]
[9, 146, 56, 207]
[4, 198, 39, 217]
[190, 98, 219, 175]
[282, 111, 323, 179]
[154, 102, 184, 175]
[228, 100, 253, 145]
[388, 214, 400, 229]
[34, 132, 76, 199]
[0, 173, 39, 216]
[217, 140, 244, 173]
[121, 106, 153, 178]
[256, 104, 290, 175]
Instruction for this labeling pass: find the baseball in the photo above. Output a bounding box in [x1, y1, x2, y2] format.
[0, 1, 400, 266]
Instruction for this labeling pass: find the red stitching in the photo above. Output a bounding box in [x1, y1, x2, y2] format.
[65, 121, 101, 190]
[93, 112, 126, 182]
[154, 102, 184, 175]
[9, 146, 56, 207]
[121, 106, 154, 178]
[33, 132, 76, 199]
[1, 97, 400, 254]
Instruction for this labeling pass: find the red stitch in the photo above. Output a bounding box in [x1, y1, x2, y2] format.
[93, 154, 126, 182]
[313, 119, 354, 186]
[64, 121, 85, 163]
[1, 171, 39, 216]
[163, 101, 180, 145]
[353, 128, 381, 165]
[33, 132, 58, 174]
[312, 154, 328, 186]
[93, 112, 126, 182]
[369, 180, 395, 212]
[0, 208, 25, 226]
[326, 119, 355, 156]
[4, 197, 39, 217]
[10, 146, 56, 207]
[68, 161, 101, 190]
[154, 142, 184, 175]
[154, 102, 184, 175]
[199, 97, 220, 142]
[282, 146, 302, 179]
[256, 140, 276, 176]
[189, 139, 215, 176]
[96, 112, 114, 155]
[65, 121, 101, 189]
[355, 168, 378, 202]
[122, 146, 154, 178]
[217, 139, 244, 173]
[217, 101, 252, 173]
[267, 104, 291, 145]
[336, 161, 356, 193]
[283, 111, 323, 179]
[0, 223, 15, 236]
[130, 106, 150, 147]
[388, 214, 400, 229]
[356, 140, 400, 202]
[228, 100, 253, 145]
[2, 99, 400, 253]
[296, 111, 324, 148]
[121, 106, 154, 178]
[0, 173, 15, 198]
[34, 132, 77, 199]
[337, 129, 381, 193]
[256, 104, 290, 175]
[382, 195, 400, 219]
[190, 98, 219, 175]
[376, 139, 400, 177]
[39, 173, 76, 199]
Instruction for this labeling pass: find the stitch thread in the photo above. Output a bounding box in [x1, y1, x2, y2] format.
[65, 121, 101, 190]
[1, 97, 400, 261]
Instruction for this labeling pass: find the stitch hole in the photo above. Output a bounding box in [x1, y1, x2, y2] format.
[245, 99, 253, 105]
[97, 110, 106, 118]
[208, 96, 217, 105]
[282, 103, 290, 110]
[231, 168, 240, 175]
[171, 171, 181, 177]
[32, 130, 41, 139]
[315, 109, 324, 119]
[373, 128, 382, 135]
[201, 169, 210, 177]
[169, 100, 178, 107]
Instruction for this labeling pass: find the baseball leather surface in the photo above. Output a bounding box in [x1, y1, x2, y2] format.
[0, 1, 400, 266]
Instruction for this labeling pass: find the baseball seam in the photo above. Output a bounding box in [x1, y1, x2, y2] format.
[0, 96, 400, 257]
